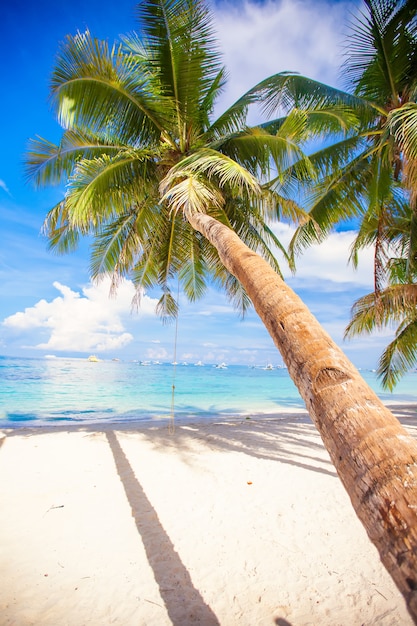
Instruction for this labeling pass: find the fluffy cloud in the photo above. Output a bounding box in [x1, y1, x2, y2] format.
[212, 0, 359, 117]
[3, 278, 159, 353]
[272, 224, 375, 288]
[146, 346, 169, 361]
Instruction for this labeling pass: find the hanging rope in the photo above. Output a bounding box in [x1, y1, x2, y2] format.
[169, 279, 180, 434]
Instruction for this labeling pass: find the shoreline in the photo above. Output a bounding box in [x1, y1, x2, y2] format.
[2, 357, 417, 432]
[1, 400, 416, 433]
[0, 407, 310, 433]
[0, 406, 416, 625]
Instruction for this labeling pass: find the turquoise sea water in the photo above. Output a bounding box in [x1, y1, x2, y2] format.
[1, 355, 416, 428]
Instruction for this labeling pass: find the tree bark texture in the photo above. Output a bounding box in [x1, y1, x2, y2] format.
[188, 212, 417, 622]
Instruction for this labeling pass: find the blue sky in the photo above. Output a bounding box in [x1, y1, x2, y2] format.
[1, 0, 391, 368]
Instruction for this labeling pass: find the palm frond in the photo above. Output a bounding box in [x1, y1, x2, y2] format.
[388, 103, 417, 160]
[213, 190, 294, 275]
[155, 289, 178, 322]
[89, 210, 143, 281]
[199, 67, 227, 127]
[160, 173, 224, 216]
[207, 100, 249, 140]
[405, 211, 417, 278]
[261, 188, 309, 230]
[353, 180, 411, 248]
[26, 131, 130, 187]
[343, 0, 417, 103]
[217, 124, 313, 182]
[132, 236, 165, 293]
[305, 133, 372, 179]
[135, 0, 224, 147]
[345, 283, 417, 339]
[157, 212, 181, 287]
[163, 148, 261, 196]
[177, 224, 207, 301]
[261, 105, 361, 143]
[207, 83, 256, 139]
[42, 200, 82, 253]
[65, 150, 156, 227]
[220, 273, 252, 319]
[290, 151, 374, 255]
[378, 318, 417, 389]
[245, 72, 379, 120]
[51, 30, 168, 146]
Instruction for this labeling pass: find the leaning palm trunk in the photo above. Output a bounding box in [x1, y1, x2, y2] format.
[189, 212, 417, 622]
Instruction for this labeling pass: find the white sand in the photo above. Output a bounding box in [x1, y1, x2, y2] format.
[1, 405, 416, 625]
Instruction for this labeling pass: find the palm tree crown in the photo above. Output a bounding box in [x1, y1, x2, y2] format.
[27, 0, 321, 320]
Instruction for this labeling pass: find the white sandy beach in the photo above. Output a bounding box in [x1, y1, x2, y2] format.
[1, 405, 416, 625]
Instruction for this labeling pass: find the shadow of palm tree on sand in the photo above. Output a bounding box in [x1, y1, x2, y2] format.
[105, 430, 220, 625]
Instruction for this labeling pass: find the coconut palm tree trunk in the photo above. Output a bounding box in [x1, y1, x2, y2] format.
[188, 211, 417, 622]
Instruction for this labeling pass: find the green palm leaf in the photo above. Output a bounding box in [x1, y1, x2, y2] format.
[346, 283, 417, 335]
[160, 172, 224, 216]
[42, 200, 82, 252]
[65, 151, 156, 227]
[160, 149, 262, 218]
[378, 319, 417, 390]
[177, 225, 207, 301]
[388, 104, 417, 160]
[135, 0, 224, 149]
[344, 0, 417, 104]
[51, 30, 168, 145]
[246, 72, 379, 119]
[89, 206, 151, 281]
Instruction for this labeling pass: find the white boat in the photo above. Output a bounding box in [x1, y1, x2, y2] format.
[215, 362, 227, 369]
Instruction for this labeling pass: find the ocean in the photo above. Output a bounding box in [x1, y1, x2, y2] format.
[1, 355, 416, 428]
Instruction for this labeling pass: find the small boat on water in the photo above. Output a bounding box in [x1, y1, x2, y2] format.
[88, 355, 100, 362]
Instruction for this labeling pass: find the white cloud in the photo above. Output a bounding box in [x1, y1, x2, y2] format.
[145, 347, 169, 360]
[271, 223, 374, 287]
[213, 0, 359, 117]
[0, 178, 11, 196]
[3, 278, 159, 353]
[197, 304, 238, 316]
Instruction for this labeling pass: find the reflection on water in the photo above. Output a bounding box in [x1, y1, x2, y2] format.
[1, 356, 416, 427]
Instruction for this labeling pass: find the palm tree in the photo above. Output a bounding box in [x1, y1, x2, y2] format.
[287, 0, 417, 255]
[275, 0, 417, 385]
[27, 0, 417, 619]
[345, 201, 417, 389]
